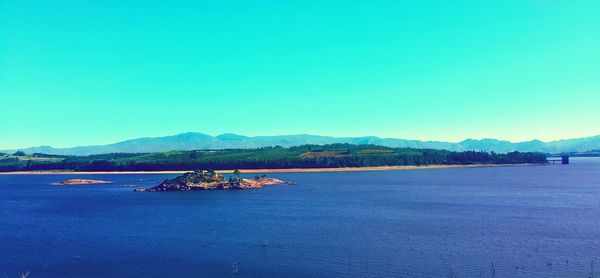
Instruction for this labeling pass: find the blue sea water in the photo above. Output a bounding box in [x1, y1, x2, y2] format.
[1, 158, 599, 277]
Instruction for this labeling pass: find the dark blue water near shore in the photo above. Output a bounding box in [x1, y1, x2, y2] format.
[1, 158, 599, 277]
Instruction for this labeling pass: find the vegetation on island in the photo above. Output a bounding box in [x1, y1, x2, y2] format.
[141, 169, 287, 191]
[0, 144, 548, 172]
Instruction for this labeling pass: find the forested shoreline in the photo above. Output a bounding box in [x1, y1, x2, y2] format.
[0, 144, 548, 172]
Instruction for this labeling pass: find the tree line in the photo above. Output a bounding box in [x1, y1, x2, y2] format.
[0, 144, 548, 172]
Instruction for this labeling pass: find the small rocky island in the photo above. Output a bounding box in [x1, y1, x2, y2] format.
[136, 170, 289, 192]
[52, 179, 112, 186]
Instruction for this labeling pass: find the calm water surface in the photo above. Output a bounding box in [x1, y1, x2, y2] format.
[1, 158, 599, 277]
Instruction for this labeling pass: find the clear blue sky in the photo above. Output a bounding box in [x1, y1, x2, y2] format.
[1, 0, 599, 149]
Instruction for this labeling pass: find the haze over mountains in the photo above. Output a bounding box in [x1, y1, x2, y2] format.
[3, 132, 600, 156]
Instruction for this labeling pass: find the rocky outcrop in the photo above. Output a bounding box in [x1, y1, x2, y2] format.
[137, 170, 289, 192]
[52, 179, 112, 185]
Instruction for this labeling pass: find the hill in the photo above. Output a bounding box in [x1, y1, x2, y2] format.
[0, 144, 547, 172]
[2, 133, 600, 155]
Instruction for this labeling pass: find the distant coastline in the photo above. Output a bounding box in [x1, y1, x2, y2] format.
[0, 144, 548, 172]
[0, 163, 540, 175]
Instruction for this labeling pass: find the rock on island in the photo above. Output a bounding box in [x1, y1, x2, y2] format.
[136, 170, 289, 192]
[52, 179, 112, 185]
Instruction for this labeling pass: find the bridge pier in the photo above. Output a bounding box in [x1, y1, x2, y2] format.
[548, 155, 569, 164]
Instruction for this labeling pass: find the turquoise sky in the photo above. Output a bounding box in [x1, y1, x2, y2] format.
[1, 1, 599, 149]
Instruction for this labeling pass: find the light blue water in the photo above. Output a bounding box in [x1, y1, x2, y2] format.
[1, 158, 599, 277]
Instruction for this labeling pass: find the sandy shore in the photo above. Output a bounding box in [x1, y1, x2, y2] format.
[0, 164, 540, 175]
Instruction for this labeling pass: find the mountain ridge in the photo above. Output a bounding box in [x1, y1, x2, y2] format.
[3, 133, 600, 156]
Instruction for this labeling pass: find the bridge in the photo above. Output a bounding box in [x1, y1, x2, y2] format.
[548, 156, 569, 164]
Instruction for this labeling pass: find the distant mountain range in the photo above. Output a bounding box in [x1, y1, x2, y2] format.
[3, 132, 600, 156]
